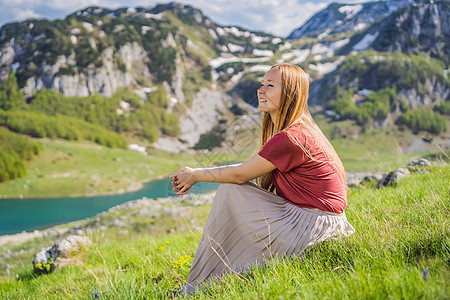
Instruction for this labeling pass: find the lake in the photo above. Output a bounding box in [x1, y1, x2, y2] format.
[0, 178, 219, 236]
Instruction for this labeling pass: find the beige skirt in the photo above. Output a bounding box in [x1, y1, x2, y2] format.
[184, 182, 355, 293]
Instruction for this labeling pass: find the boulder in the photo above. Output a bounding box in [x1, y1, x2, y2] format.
[346, 172, 384, 187]
[32, 235, 91, 274]
[376, 168, 411, 188]
[52, 235, 91, 258]
[407, 158, 434, 167]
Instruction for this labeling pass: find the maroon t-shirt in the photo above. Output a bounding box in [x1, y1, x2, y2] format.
[258, 123, 347, 213]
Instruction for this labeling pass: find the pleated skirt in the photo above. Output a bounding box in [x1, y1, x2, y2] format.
[184, 182, 355, 293]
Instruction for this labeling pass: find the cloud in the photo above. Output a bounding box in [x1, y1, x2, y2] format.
[0, 0, 342, 37]
[14, 9, 40, 20]
[177, 0, 327, 37]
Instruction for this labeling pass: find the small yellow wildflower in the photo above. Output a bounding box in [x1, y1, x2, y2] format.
[157, 246, 165, 251]
[35, 263, 43, 270]
[165, 241, 170, 245]
[173, 255, 193, 268]
[87, 264, 92, 268]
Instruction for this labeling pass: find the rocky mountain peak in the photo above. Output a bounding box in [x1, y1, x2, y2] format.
[373, 0, 449, 63]
[287, 0, 420, 39]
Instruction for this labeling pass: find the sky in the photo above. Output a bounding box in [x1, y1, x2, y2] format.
[0, 0, 367, 37]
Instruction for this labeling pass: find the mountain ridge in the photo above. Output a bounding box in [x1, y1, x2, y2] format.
[287, 0, 419, 39]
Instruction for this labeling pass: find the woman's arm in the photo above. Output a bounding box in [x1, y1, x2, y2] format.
[170, 154, 276, 195]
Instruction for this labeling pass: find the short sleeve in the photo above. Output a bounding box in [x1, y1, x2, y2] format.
[258, 131, 307, 172]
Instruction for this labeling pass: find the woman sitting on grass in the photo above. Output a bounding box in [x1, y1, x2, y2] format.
[170, 63, 355, 295]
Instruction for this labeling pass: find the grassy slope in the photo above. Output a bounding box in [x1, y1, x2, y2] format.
[315, 115, 446, 172]
[0, 165, 448, 299]
[0, 114, 446, 198]
[0, 139, 198, 198]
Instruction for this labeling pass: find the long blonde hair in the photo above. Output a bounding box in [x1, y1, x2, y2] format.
[256, 64, 346, 191]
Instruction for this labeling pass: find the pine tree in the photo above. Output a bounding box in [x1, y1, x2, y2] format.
[0, 70, 25, 111]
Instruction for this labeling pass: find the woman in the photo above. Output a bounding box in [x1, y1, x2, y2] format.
[170, 64, 355, 294]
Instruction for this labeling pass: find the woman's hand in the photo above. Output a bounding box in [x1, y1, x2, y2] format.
[169, 167, 198, 195]
[169, 154, 276, 195]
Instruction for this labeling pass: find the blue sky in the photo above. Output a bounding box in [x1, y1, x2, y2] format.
[0, 0, 367, 37]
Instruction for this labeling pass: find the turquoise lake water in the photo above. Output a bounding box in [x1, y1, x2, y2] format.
[0, 178, 219, 236]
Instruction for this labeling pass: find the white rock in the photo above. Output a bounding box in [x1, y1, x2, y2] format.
[53, 235, 91, 258]
[32, 235, 92, 271]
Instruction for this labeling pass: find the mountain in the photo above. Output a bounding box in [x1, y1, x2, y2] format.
[287, 0, 418, 39]
[0, 0, 448, 150]
[0, 3, 276, 98]
[306, 0, 449, 121]
[371, 0, 450, 63]
[0, 2, 281, 151]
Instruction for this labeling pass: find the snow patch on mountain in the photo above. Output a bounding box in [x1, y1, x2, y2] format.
[279, 49, 310, 64]
[216, 27, 226, 36]
[252, 49, 274, 57]
[279, 42, 292, 51]
[251, 34, 269, 44]
[312, 43, 333, 59]
[224, 27, 250, 38]
[318, 29, 331, 40]
[249, 65, 272, 73]
[141, 26, 151, 35]
[231, 72, 244, 83]
[353, 32, 379, 51]
[354, 23, 368, 31]
[227, 43, 245, 53]
[82, 22, 94, 32]
[208, 29, 218, 40]
[339, 5, 363, 19]
[144, 13, 164, 20]
[271, 38, 282, 44]
[329, 38, 350, 51]
[209, 55, 270, 69]
[309, 56, 345, 76]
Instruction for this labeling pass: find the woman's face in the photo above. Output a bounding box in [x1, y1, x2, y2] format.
[257, 67, 282, 119]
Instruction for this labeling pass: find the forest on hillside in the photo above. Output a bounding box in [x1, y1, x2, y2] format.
[0, 71, 180, 182]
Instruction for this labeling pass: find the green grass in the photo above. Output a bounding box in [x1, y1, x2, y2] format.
[0, 139, 198, 198]
[315, 114, 447, 172]
[0, 114, 447, 198]
[0, 165, 448, 299]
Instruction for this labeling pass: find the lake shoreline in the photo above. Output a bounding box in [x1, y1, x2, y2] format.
[0, 174, 171, 200]
[0, 190, 217, 246]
